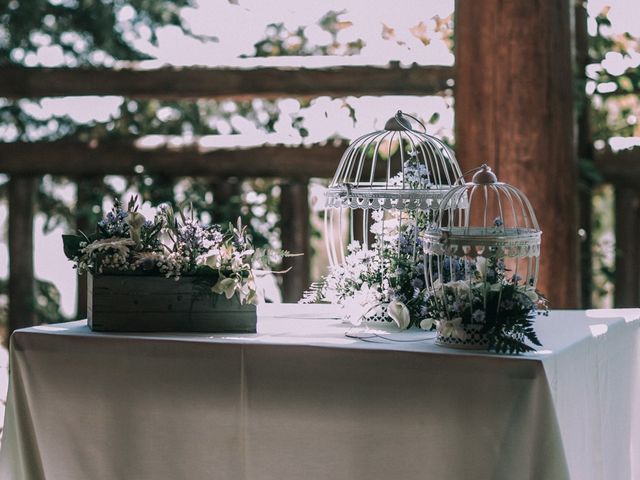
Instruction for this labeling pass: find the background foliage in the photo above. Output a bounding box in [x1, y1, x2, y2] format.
[0, 0, 637, 322]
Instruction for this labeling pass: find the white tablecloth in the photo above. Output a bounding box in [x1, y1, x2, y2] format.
[0, 306, 639, 480]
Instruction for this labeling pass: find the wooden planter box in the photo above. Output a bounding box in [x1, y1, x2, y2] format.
[87, 273, 257, 333]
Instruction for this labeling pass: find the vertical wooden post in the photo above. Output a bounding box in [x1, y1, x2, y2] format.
[280, 179, 310, 302]
[8, 176, 37, 334]
[575, 0, 594, 308]
[455, 0, 578, 307]
[211, 177, 241, 222]
[614, 187, 640, 307]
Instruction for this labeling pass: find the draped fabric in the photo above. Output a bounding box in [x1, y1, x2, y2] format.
[0, 307, 638, 480]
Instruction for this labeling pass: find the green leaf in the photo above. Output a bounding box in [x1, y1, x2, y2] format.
[62, 234, 83, 259]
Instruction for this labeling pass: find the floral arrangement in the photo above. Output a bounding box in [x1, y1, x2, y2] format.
[306, 158, 433, 329]
[62, 197, 279, 305]
[424, 255, 548, 354]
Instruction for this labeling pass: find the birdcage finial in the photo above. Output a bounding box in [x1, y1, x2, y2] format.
[471, 164, 498, 185]
[384, 110, 412, 131]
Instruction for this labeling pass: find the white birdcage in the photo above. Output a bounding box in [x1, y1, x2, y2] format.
[321, 111, 463, 329]
[422, 164, 545, 352]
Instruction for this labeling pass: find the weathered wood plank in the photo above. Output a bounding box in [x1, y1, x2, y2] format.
[280, 180, 310, 302]
[455, 0, 578, 308]
[0, 64, 453, 99]
[88, 273, 257, 332]
[614, 187, 640, 307]
[0, 142, 344, 177]
[8, 176, 37, 334]
[6, 142, 637, 186]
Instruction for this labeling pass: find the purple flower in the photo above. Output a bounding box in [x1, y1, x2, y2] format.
[501, 300, 514, 310]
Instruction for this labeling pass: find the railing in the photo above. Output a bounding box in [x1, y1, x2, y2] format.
[0, 63, 452, 332]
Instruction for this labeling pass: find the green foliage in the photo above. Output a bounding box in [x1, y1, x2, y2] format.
[249, 11, 364, 57]
[0, 0, 198, 66]
[588, 11, 640, 140]
[585, 8, 639, 306]
[0, 278, 67, 325]
[34, 279, 67, 324]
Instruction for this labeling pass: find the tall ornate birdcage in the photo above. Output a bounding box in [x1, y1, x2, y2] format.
[422, 164, 545, 352]
[321, 110, 463, 328]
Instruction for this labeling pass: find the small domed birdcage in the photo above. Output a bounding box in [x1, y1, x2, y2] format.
[422, 164, 545, 352]
[321, 110, 463, 329]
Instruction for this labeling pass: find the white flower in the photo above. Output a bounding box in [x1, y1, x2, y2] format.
[525, 287, 539, 303]
[82, 237, 135, 257]
[237, 277, 258, 305]
[125, 211, 146, 245]
[419, 318, 434, 330]
[343, 284, 381, 324]
[212, 276, 237, 299]
[476, 256, 487, 278]
[449, 280, 470, 296]
[437, 317, 467, 340]
[388, 300, 410, 330]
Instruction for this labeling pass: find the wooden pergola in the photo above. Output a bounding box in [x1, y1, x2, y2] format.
[2, 0, 639, 333]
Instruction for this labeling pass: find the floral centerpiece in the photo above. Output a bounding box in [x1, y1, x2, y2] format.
[63, 197, 281, 332]
[318, 110, 463, 330]
[424, 253, 548, 354]
[307, 206, 432, 330]
[422, 165, 547, 354]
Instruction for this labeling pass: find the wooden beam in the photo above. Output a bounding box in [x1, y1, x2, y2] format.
[594, 147, 640, 187]
[8, 176, 37, 334]
[455, 0, 578, 307]
[280, 179, 310, 302]
[0, 64, 453, 99]
[0, 141, 345, 177]
[614, 186, 640, 307]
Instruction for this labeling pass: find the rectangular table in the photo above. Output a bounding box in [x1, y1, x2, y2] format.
[1, 306, 639, 480]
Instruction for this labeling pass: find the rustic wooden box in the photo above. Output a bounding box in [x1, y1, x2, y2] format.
[87, 273, 257, 333]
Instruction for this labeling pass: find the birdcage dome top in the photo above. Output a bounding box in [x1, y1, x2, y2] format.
[423, 164, 541, 258]
[325, 111, 463, 211]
